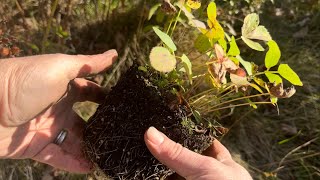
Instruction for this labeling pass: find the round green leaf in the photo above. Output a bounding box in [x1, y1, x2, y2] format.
[194, 34, 211, 53]
[150, 46, 176, 73]
[265, 72, 283, 84]
[152, 27, 177, 52]
[148, 3, 161, 20]
[278, 64, 303, 86]
[247, 26, 272, 41]
[265, 40, 281, 69]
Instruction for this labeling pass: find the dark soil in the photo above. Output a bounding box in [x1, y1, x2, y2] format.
[83, 66, 214, 180]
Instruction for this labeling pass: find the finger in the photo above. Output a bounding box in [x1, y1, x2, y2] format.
[203, 139, 232, 163]
[72, 78, 106, 103]
[60, 129, 85, 158]
[65, 49, 118, 79]
[32, 143, 92, 174]
[144, 127, 220, 178]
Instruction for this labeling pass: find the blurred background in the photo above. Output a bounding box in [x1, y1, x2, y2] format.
[0, 0, 319, 179]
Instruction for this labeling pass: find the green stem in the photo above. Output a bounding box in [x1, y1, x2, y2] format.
[205, 101, 273, 113]
[166, 18, 174, 34]
[41, 0, 60, 54]
[200, 93, 270, 111]
[170, 9, 182, 37]
[254, 71, 279, 76]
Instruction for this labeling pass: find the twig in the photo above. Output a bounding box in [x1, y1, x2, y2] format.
[278, 137, 319, 168]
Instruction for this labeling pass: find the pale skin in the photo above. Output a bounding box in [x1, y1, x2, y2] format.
[0, 51, 252, 179]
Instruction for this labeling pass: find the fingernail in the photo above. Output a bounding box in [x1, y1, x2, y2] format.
[146, 127, 164, 146]
[104, 49, 118, 56]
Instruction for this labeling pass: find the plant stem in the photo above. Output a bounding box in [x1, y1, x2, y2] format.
[41, 0, 60, 54]
[170, 9, 182, 37]
[200, 93, 270, 111]
[205, 101, 273, 113]
[253, 71, 279, 76]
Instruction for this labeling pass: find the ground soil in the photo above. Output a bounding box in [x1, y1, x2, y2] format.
[83, 66, 214, 180]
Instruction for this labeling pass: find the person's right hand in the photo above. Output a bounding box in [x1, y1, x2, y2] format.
[144, 127, 253, 180]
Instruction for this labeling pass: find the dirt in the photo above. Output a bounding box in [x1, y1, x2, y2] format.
[83, 66, 214, 179]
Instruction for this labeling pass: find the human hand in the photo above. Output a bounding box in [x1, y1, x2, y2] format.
[0, 50, 118, 173]
[144, 127, 253, 180]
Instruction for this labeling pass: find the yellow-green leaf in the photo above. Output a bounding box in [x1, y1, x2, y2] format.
[227, 36, 240, 56]
[265, 72, 283, 84]
[150, 46, 176, 72]
[254, 77, 266, 88]
[153, 27, 177, 52]
[194, 34, 211, 53]
[265, 40, 281, 69]
[241, 36, 265, 51]
[249, 83, 264, 93]
[186, 0, 201, 10]
[200, 21, 224, 40]
[207, 2, 217, 23]
[218, 38, 227, 52]
[236, 55, 253, 75]
[148, 3, 161, 20]
[278, 64, 303, 86]
[181, 54, 193, 83]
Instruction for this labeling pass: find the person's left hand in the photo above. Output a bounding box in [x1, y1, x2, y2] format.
[0, 50, 118, 173]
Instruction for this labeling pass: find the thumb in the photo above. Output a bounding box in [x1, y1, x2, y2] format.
[144, 127, 221, 178]
[64, 49, 118, 80]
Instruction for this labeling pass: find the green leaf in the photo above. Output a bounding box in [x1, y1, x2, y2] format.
[194, 34, 211, 53]
[138, 66, 148, 72]
[265, 72, 283, 84]
[148, 3, 161, 20]
[278, 64, 303, 86]
[228, 36, 240, 56]
[236, 55, 253, 75]
[149, 46, 177, 72]
[271, 96, 278, 104]
[218, 38, 227, 52]
[247, 26, 272, 41]
[229, 57, 239, 65]
[265, 40, 281, 69]
[207, 2, 217, 23]
[241, 36, 265, 51]
[181, 54, 193, 83]
[153, 27, 177, 52]
[242, 13, 259, 37]
[249, 83, 264, 93]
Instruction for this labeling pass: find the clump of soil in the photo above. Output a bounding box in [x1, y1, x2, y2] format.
[83, 66, 214, 179]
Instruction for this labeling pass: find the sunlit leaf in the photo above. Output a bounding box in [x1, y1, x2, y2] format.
[254, 77, 266, 88]
[227, 36, 240, 56]
[176, 2, 206, 28]
[153, 27, 177, 52]
[138, 66, 148, 72]
[150, 46, 176, 72]
[265, 72, 283, 84]
[181, 54, 193, 83]
[249, 83, 264, 93]
[207, 2, 217, 23]
[200, 20, 224, 40]
[148, 3, 161, 20]
[218, 38, 227, 52]
[270, 96, 278, 104]
[230, 74, 250, 86]
[247, 26, 272, 41]
[229, 57, 240, 65]
[278, 64, 303, 86]
[247, 99, 258, 109]
[241, 36, 265, 51]
[187, 0, 201, 10]
[194, 34, 211, 53]
[236, 55, 253, 75]
[242, 13, 259, 37]
[265, 40, 281, 69]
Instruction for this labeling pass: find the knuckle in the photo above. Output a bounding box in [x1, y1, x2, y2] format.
[164, 142, 184, 161]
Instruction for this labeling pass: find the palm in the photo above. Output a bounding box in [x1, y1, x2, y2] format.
[0, 50, 117, 173]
